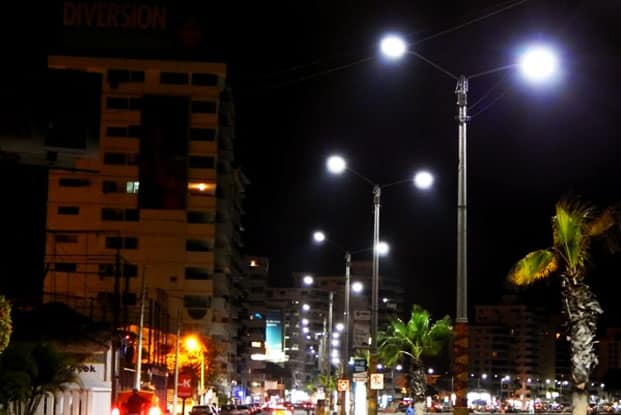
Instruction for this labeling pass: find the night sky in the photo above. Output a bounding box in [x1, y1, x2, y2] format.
[1, 0, 620, 327]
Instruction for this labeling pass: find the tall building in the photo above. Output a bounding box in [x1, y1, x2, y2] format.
[42, 55, 247, 399]
[240, 256, 270, 402]
[469, 296, 550, 399]
[263, 261, 405, 395]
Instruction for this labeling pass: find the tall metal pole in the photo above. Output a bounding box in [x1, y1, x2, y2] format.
[134, 270, 147, 390]
[340, 252, 351, 415]
[454, 74, 470, 415]
[369, 185, 381, 415]
[173, 310, 181, 415]
[343, 251, 351, 370]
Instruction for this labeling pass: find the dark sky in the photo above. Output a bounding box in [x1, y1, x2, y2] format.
[1, 0, 620, 326]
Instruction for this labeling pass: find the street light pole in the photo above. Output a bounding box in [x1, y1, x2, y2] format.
[369, 184, 381, 415]
[344, 251, 351, 371]
[454, 74, 470, 415]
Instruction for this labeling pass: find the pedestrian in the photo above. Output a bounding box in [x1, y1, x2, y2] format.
[126, 388, 147, 415]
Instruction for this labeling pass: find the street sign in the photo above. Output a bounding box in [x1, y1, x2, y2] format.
[353, 358, 367, 373]
[352, 372, 368, 383]
[178, 374, 193, 398]
[337, 379, 349, 392]
[370, 373, 384, 390]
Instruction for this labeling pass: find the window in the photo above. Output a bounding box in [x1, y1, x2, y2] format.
[102, 181, 119, 193]
[103, 153, 125, 165]
[55, 263, 77, 272]
[186, 239, 211, 252]
[126, 181, 140, 194]
[103, 152, 138, 165]
[185, 267, 210, 280]
[105, 237, 138, 250]
[192, 73, 218, 86]
[58, 206, 79, 215]
[59, 178, 90, 187]
[160, 72, 189, 85]
[187, 211, 214, 224]
[108, 69, 145, 84]
[101, 208, 139, 222]
[191, 101, 217, 114]
[106, 126, 140, 138]
[107, 127, 128, 137]
[189, 156, 215, 169]
[125, 209, 139, 221]
[54, 234, 78, 243]
[106, 97, 142, 110]
[188, 182, 216, 196]
[190, 128, 216, 141]
[106, 97, 129, 110]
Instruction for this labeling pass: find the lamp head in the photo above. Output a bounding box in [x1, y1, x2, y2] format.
[414, 170, 434, 189]
[326, 155, 347, 174]
[380, 34, 407, 59]
[518, 44, 559, 83]
[313, 230, 326, 243]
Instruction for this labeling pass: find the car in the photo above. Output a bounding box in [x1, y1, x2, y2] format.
[191, 405, 219, 415]
[263, 406, 293, 415]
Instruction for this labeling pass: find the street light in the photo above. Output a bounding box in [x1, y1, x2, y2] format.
[379, 32, 560, 415]
[312, 229, 387, 380]
[327, 157, 433, 415]
[184, 335, 205, 404]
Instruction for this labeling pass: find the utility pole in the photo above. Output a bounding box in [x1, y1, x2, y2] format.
[134, 269, 147, 390]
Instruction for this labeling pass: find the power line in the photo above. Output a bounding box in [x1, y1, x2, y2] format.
[257, 0, 532, 90]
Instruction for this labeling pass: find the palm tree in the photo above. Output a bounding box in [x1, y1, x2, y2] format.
[378, 305, 452, 415]
[0, 342, 80, 415]
[507, 199, 617, 415]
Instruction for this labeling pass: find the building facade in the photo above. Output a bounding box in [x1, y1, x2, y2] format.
[42, 55, 247, 401]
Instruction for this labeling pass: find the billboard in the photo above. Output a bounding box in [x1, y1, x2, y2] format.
[138, 95, 189, 209]
[265, 309, 286, 363]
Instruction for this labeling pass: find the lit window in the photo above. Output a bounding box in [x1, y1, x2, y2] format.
[126, 181, 140, 194]
[251, 341, 262, 348]
[188, 182, 216, 195]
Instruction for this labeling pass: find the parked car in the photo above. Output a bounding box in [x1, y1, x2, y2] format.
[191, 405, 219, 415]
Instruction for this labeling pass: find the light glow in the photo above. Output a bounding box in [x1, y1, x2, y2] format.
[519, 45, 559, 83]
[302, 304, 310, 311]
[375, 241, 390, 256]
[351, 282, 363, 293]
[335, 323, 345, 331]
[313, 231, 326, 243]
[327, 155, 347, 174]
[380, 34, 407, 59]
[303, 275, 314, 286]
[414, 170, 434, 189]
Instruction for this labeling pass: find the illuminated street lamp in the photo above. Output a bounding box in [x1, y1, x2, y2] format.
[312, 229, 388, 377]
[327, 155, 433, 415]
[380, 32, 560, 415]
[184, 335, 205, 403]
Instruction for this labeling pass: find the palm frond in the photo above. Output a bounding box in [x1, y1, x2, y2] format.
[586, 206, 616, 237]
[553, 200, 592, 270]
[508, 249, 558, 286]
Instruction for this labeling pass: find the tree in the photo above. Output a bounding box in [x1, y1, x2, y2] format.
[378, 305, 452, 415]
[0, 296, 11, 355]
[0, 342, 80, 415]
[507, 199, 618, 415]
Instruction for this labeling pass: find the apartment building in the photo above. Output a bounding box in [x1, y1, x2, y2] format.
[42, 55, 247, 398]
[469, 297, 551, 398]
